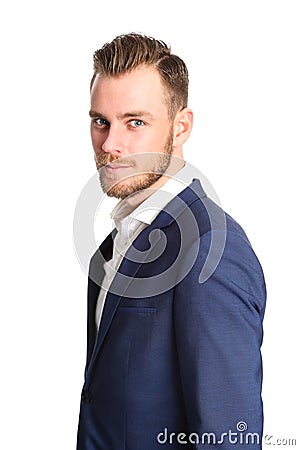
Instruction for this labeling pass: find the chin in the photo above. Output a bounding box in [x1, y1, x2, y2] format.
[103, 173, 163, 199]
[106, 183, 142, 200]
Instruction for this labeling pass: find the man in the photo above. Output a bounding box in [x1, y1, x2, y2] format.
[77, 33, 266, 449]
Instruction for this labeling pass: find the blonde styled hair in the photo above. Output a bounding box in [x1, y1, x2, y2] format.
[90, 33, 189, 119]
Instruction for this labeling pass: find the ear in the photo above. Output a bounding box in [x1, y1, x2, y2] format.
[172, 108, 193, 147]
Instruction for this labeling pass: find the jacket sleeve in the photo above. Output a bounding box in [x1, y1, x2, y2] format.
[174, 230, 266, 449]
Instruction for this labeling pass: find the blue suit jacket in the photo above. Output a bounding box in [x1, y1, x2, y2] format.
[77, 179, 266, 449]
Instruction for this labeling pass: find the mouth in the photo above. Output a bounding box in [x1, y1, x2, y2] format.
[104, 163, 133, 171]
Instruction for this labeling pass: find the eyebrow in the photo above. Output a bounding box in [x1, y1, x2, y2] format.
[89, 110, 155, 121]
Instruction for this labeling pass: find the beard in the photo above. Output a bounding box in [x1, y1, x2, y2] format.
[95, 129, 174, 200]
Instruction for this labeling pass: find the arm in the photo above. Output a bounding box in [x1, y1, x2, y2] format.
[174, 230, 266, 449]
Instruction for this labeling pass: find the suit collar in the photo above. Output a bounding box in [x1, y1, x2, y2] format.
[149, 178, 206, 229]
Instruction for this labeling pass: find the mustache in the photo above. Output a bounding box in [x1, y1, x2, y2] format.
[95, 153, 116, 169]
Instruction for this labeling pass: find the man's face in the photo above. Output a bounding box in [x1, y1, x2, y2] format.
[90, 67, 174, 199]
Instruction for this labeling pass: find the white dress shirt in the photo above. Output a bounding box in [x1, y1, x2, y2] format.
[95, 162, 197, 329]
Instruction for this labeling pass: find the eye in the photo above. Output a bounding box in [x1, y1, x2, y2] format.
[93, 118, 109, 128]
[129, 119, 145, 128]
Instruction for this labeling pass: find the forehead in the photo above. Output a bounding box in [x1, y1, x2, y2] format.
[90, 67, 168, 115]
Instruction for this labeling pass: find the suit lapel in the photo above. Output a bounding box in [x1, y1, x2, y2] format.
[85, 225, 165, 382]
[85, 229, 117, 372]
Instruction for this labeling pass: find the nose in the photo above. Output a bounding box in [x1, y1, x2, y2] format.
[101, 125, 124, 156]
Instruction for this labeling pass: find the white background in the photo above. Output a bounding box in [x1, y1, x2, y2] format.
[1, 1, 299, 448]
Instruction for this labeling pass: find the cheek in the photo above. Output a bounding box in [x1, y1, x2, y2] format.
[133, 130, 166, 153]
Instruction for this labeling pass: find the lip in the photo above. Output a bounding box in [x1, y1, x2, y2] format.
[105, 164, 132, 171]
